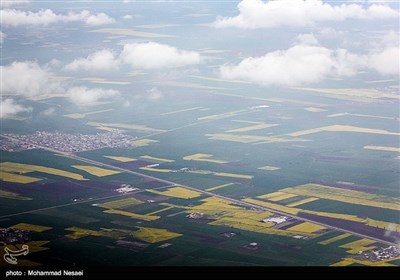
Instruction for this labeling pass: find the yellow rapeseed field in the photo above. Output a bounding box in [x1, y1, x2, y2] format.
[226, 123, 278, 133]
[104, 156, 137, 162]
[72, 165, 121, 177]
[0, 189, 31, 200]
[12, 223, 52, 232]
[257, 166, 280, 171]
[0, 162, 86, 180]
[206, 183, 236, 191]
[129, 139, 159, 147]
[147, 187, 201, 199]
[183, 153, 227, 164]
[0, 171, 42, 184]
[140, 155, 175, 163]
[132, 227, 183, 243]
[339, 238, 376, 254]
[98, 197, 143, 209]
[281, 183, 400, 211]
[318, 233, 352, 245]
[103, 209, 159, 221]
[286, 222, 326, 233]
[140, 167, 172, 173]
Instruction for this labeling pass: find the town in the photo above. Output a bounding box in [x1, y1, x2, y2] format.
[1, 130, 137, 153]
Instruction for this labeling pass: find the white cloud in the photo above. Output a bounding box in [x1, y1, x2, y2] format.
[1, 0, 30, 7]
[213, 0, 399, 29]
[368, 46, 399, 76]
[65, 42, 202, 71]
[0, 98, 31, 119]
[40, 107, 56, 116]
[67, 87, 120, 105]
[122, 15, 133, 19]
[147, 87, 163, 100]
[1, 9, 115, 27]
[220, 42, 335, 86]
[119, 42, 201, 69]
[1, 61, 61, 96]
[0, 32, 6, 44]
[220, 35, 399, 86]
[65, 49, 119, 71]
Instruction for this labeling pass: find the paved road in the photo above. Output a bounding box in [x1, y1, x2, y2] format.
[1, 134, 397, 246]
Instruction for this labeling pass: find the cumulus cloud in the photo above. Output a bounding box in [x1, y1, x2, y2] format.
[0, 98, 31, 119]
[220, 34, 399, 86]
[147, 87, 164, 100]
[65, 42, 202, 71]
[119, 42, 201, 69]
[40, 107, 56, 116]
[213, 0, 399, 29]
[368, 46, 399, 76]
[1, 9, 115, 27]
[65, 49, 119, 71]
[67, 87, 120, 105]
[1, 61, 61, 96]
[1, 0, 30, 7]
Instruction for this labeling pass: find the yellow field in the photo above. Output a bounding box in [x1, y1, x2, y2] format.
[340, 238, 376, 254]
[281, 183, 400, 211]
[65, 227, 109, 239]
[206, 133, 308, 144]
[198, 109, 247, 121]
[226, 123, 278, 133]
[304, 107, 327, 113]
[0, 171, 42, 184]
[71, 165, 121, 177]
[130, 139, 159, 147]
[140, 155, 175, 163]
[12, 223, 52, 232]
[303, 210, 400, 232]
[328, 112, 394, 120]
[64, 109, 113, 119]
[364, 146, 400, 152]
[146, 206, 175, 216]
[0, 189, 31, 200]
[140, 166, 172, 173]
[258, 192, 297, 202]
[318, 233, 352, 245]
[183, 153, 228, 164]
[287, 197, 319, 207]
[98, 198, 143, 209]
[189, 169, 213, 175]
[214, 172, 253, 180]
[287, 222, 326, 233]
[288, 125, 400, 137]
[242, 198, 301, 215]
[330, 257, 397, 267]
[180, 197, 325, 238]
[104, 156, 137, 162]
[104, 209, 160, 221]
[65, 226, 142, 240]
[206, 183, 235, 191]
[87, 122, 165, 133]
[160, 106, 202, 116]
[147, 187, 201, 199]
[257, 166, 280, 171]
[132, 227, 182, 243]
[0, 162, 86, 181]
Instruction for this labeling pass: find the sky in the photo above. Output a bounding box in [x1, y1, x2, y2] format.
[1, 0, 399, 118]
